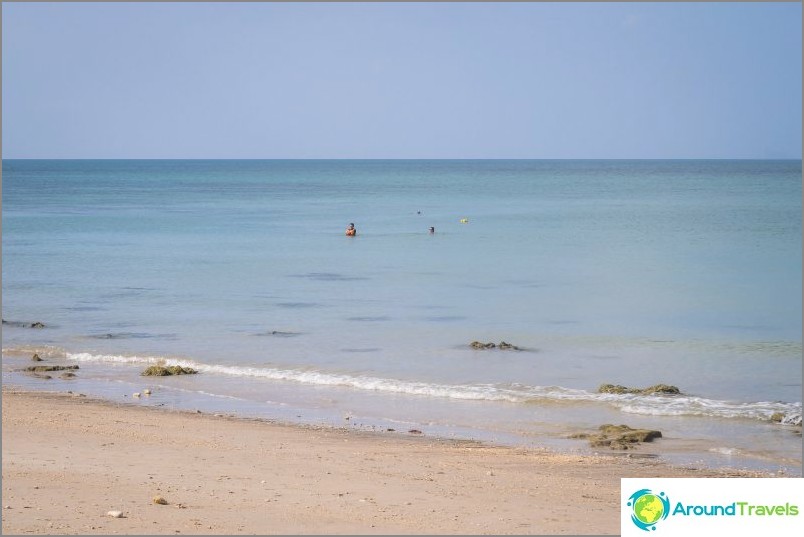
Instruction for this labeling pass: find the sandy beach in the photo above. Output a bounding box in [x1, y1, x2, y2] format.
[1, 388, 774, 535]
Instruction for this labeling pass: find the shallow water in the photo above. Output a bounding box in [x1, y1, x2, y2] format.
[2, 159, 801, 474]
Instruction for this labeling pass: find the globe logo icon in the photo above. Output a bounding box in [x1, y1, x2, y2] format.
[627, 489, 670, 531]
[634, 494, 663, 524]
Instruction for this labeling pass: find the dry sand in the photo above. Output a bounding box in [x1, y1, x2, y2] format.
[1, 387, 770, 535]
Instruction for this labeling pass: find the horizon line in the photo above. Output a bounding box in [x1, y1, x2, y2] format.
[3, 157, 802, 162]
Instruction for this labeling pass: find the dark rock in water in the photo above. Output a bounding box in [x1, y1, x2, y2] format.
[470, 340, 522, 350]
[598, 383, 681, 395]
[254, 330, 302, 338]
[641, 384, 681, 395]
[60, 372, 77, 379]
[1, 320, 46, 328]
[30, 373, 53, 380]
[24, 365, 79, 372]
[31, 354, 43, 362]
[408, 429, 423, 435]
[141, 365, 198, 376]
[570, 424, 662, 450]
[598, 424, 662, 442]
[598, 384, 635, 394]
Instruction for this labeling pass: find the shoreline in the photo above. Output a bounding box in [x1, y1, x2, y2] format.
[3, 348, 802, 476]
[1, 387, 780, 535]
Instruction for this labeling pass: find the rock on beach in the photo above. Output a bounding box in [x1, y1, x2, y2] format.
[141, 365, 197, 376]
[570, 424, 663, 450]
[598, 383, 681, 395]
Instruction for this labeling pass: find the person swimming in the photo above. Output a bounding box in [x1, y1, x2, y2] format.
[429, 226, 435, 234]
[345, 223, 356, 236]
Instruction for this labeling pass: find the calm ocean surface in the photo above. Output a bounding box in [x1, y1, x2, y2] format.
[2, 159, 801, 473]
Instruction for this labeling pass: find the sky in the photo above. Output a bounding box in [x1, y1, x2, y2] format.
[2, 2, 801, 159]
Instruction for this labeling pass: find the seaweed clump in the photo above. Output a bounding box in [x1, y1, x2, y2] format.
[141, 365, 198, 376]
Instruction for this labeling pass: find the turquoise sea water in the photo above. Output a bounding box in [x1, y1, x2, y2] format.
[2, 159, 801, 473]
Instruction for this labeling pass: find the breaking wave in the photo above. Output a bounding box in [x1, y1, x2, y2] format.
[8, 348, 800, 426]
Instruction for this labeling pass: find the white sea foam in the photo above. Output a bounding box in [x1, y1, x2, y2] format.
[780, 413, 802, 426]
[616, 396, 801, 422]
[709, 447, 739, 456]
[68, 352, 173, 365]
[60, 351, 802, 425]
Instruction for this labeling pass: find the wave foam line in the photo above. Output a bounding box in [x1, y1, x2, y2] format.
[64, 351, 802, 424]
[612, 395, 802, 425]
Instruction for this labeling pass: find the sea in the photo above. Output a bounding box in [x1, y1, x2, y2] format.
[2, 159, 801, 474]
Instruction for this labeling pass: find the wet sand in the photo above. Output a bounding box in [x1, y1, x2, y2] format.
[1, 387, 771, 535]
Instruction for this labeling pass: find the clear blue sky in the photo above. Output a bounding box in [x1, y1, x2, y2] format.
[2, 2, 801, 159]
